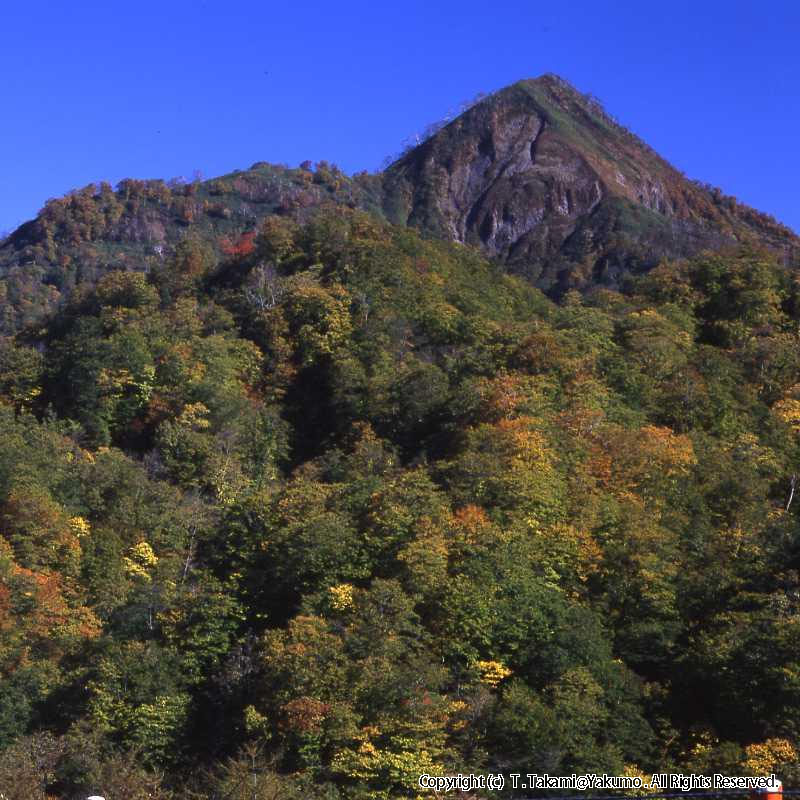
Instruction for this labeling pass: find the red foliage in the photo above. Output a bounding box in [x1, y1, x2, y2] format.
[219, 231, 256, 257]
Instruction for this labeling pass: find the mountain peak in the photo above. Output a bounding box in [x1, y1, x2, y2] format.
[517, 72, 584, 94]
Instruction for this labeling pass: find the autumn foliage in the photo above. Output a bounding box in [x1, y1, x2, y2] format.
[1, 209, 800, 797]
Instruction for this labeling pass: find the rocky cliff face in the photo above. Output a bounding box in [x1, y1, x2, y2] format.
[382, 75, 798, 291]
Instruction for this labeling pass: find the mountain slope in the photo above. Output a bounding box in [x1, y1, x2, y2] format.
[3, 207, 800, 796]
[0, 163, 380, 332]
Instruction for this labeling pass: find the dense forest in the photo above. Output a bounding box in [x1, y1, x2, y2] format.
[1, 199, 800, 797]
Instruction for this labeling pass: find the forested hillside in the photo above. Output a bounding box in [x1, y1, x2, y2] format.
[2, 203, 800, 797]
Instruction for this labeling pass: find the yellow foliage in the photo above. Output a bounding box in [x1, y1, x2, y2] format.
[637, 425, 696, 474]
[397, 518, 449, 593]
[331, 728, 444, 799]
[622, 763, 660, 795]
[329, 582, 355, 611]
[286, 281, 353, 363]
[446, 415, 566, 523]
[743, 738, 797, 774]
[123, 540, 159, 581]
[476, 659, 512, 687]
[68, 516, 91, 538]
[243, 704, 270, 735]
[531, 521, 603, 586]
[96, 366, 133, 395]
[775, 394, 800, 433]
[177, 402, 211, 430]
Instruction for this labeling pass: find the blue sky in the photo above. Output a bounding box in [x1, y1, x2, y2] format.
[2, 0, 799, 234]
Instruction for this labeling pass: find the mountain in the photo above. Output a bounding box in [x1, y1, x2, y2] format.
[0, 74, 797, 333]
[381, 74, 799, 290]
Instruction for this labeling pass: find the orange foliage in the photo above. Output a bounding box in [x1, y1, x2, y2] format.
[513, 328, 566, 373]
[2, 486, 82, 574]
[452, 505, 490, 540]
[14, 566, 101, 642]
[281, 696, 331, 733]
[0, 582, 11, 632]
[567, 421, 695, 499]
[473, 372, 529, 421]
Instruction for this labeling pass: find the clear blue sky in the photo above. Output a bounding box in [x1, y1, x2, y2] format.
[2, 0, 799, 234]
